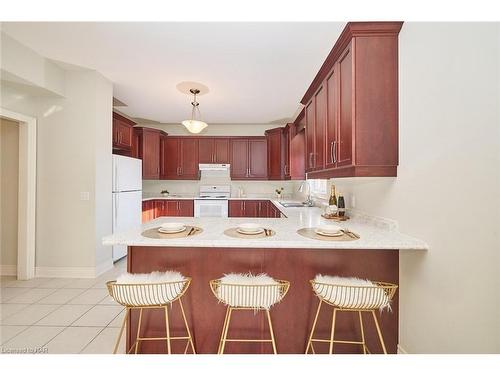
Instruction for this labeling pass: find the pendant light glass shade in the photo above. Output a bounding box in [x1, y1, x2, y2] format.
[181, 119, 208, 134]
[182, 88, 208, 134]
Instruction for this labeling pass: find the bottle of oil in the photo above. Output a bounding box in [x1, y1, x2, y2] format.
[328, 184, 337, 206]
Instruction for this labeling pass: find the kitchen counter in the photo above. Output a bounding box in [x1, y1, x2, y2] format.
[103, 200, 427, 354]
[103, 200, 428, 250]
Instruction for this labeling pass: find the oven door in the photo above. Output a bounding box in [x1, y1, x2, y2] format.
[194, 199, 229, 218]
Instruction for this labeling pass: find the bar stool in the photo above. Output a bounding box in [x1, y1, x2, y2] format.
[305, 275, 397, 354]
[106, 271, 195, 354]
[209, 273, 290, 354]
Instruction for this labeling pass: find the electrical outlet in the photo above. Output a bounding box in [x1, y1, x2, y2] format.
[80, 192, 90, 201]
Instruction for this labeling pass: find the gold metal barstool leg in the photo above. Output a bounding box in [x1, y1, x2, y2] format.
[217, 306, 230, 354]
[178, 298, 196, 354]
[265, 310, 278, 354]
[113, 308, 129, 354]
[164, 306, 172, 354]
[371, 310, 387, 354]
[305, 300, 322, 354]
[135, 308, 143, 354]
[219, 307, 232, 354]
[328, 308, 337, 354]
[358, 311, 366, 354]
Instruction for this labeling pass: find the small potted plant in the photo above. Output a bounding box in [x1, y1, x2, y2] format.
[275, 187, 284, 200]
[161, 189, 169, 197]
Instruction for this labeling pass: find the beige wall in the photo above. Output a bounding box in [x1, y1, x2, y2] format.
[0, 118, 19, 267]
[1, 34, 114, 276]
[328, 23, 500, 353]
[136, 123, 279, 136]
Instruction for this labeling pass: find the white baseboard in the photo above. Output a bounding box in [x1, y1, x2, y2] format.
[397, 344, 408, 354]
[36, 259, 114, 279]
[0, 265, 17, 276]
[95, 259, 113, 277]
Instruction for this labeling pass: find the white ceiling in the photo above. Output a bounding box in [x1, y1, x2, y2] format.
[2, 22, 345, 124]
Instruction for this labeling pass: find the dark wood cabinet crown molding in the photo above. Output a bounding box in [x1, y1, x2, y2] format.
[301, 21, 403, 105]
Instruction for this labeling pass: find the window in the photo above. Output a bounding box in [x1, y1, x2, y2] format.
[308, 179, 328, 198]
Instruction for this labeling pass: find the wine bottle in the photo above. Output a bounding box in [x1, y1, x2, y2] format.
[328, 185, 337, 206]
[337, 193, 345, 217]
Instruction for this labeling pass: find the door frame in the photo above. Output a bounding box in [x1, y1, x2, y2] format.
[1, 108, 37, 280]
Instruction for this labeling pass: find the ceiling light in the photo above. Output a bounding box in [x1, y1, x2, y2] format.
[181, 88, 208, 134]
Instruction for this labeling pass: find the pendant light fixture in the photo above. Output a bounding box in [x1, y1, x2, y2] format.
[181, 88, 208, 134]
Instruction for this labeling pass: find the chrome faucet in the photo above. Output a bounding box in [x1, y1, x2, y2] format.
[298, 181, 314, 207]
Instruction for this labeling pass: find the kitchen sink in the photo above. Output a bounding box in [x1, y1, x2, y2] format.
[278, 201, 313, 208]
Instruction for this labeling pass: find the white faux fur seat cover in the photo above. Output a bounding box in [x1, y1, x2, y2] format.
[111, 271, 187, 306]
[313, 275, 391, 310]
[216, 273, 283, 310]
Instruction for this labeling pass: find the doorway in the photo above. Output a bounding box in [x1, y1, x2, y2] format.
[0, 108, 37, 280]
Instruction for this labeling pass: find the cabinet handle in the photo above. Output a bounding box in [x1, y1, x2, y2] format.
[333, 141, 337, 163]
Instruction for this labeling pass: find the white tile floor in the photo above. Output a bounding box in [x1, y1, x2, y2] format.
[0, 258, 127, 354]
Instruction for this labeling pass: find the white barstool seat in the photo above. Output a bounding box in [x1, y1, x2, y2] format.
[107, 270, 195, 354]
[306, 275, 398, 354]
[210, 273, 290, 354]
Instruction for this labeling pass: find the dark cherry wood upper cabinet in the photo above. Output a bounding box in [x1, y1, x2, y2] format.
[290, 129, 306, 180]
[301, 22, 402, 178]
[198, 138, 215, 163]
[265, 127, 288, 180]
[162, 137, 180, 179]
[248, 138, 267, 179]
[230, 139, 249, 179]
[283, 125, 291, 179]
[305, 98, 316, 172]
[134, 127, 162, 179]
[179, 138, 199, 179]
[199, 138, 230, 164]
[112, 112, 134, 151]
[214, 138, 230, 163]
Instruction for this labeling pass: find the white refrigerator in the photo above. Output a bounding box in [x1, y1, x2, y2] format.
[112, 155, 142, 262]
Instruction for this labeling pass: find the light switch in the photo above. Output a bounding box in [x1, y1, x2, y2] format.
[80, 192, 90, 201]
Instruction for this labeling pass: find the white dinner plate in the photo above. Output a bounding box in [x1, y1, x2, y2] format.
[314, 228, 343, 237]
[158, 226, 186, 234]
[237, 228, 265, 235]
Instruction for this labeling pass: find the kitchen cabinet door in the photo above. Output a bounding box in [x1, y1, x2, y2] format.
[325, 68, 338, 169]
[228, 200, 244, 217]
[257, 200, 270, 218]
[112, 113, 134, 150]
[284, 125, 291, 179]
[337, 45, 353, 168]
[165, 200, 179, 216]
[266, 129, 283, 180]
[305, 98, 315, 172]
[243, 201, 259, 217]
[198, 138, 214, 163]
[142, 200, 154, 223]
[177, 200, 194, 217]
[179, 138, 199, 179]
[214, 138, 230, 163]
[248, 139, 267, 179]
[159, 132, 168, 178]
[141, 129, 161, 179]
[162, 138, 180, 179]
[313, 84, 326, 171]
[230, 139, 249, 179]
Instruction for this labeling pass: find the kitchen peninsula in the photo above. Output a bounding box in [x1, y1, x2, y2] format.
[103, 201, 427, 354]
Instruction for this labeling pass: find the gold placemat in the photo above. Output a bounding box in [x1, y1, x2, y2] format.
[297, 228, 359, 241]
[224, 228, 276, 239]
[141, 226, 203, 239]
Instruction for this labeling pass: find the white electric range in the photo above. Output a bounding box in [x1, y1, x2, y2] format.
[194, 185, 231, 217]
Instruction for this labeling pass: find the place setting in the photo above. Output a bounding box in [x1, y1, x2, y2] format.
[141, 222, 203, 239]
[297, 224, 360, 242]
[224, 223, 276, 239]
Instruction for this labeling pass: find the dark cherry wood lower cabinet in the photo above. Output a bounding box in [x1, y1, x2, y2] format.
[228, 200, 280, 218]
[126, 247, 399, 354]
[142, 200, 194, 222]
